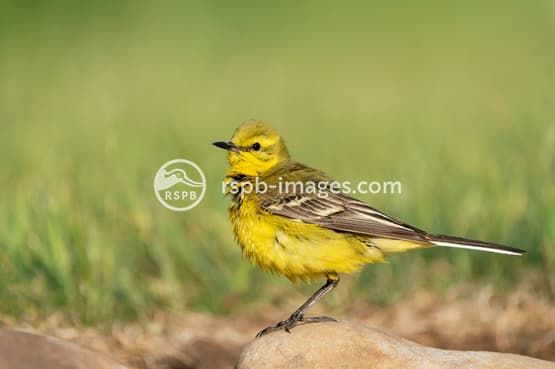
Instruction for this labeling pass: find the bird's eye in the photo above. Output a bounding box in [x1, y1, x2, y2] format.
[252, 142, 261, 151]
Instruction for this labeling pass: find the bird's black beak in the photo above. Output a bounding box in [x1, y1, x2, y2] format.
[212, 141, 239, 152]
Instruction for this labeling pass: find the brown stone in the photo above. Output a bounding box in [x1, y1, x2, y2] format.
[0, 329, 128, 369]
[236, 321, 555, 369]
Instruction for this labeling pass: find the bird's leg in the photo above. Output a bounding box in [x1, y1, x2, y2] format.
[255, 276, 339, 338]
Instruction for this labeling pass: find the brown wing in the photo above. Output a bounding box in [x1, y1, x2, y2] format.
[260, 185, 430, 243]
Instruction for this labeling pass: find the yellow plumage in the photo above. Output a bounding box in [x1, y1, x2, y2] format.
[230, 191, 384, 282]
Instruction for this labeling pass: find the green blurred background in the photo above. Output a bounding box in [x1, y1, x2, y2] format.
[1, 0, 554, 325]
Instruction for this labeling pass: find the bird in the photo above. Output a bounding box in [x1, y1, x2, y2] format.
[213, 120, 525, 338]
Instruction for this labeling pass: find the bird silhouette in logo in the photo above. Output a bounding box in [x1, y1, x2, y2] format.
[155, 168, 203, 191]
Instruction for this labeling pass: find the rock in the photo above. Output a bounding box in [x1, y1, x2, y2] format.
[236, 321, 555, 369]
[0, 329, 128, 369]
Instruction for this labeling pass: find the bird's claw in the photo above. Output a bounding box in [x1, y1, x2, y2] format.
[255, 314, 302, 338]
[300, 315, 337, 324]
[255, 315, 337, 338]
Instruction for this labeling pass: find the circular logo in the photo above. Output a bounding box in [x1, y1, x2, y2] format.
[154, 159, 206, 211]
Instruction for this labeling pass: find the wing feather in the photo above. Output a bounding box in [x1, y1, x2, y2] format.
[260, 184, 430, 243]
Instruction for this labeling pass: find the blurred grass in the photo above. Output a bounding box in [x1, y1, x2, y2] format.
[0, 0, 554, 324]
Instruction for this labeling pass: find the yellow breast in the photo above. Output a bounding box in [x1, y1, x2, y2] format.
[229, 193, 384, 282]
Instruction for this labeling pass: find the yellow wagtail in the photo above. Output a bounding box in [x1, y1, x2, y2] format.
[213, 120, 525, 337]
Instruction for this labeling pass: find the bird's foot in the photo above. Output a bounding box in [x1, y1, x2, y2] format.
[255, 314, 302, 338]
[300, 315, 337, 324]
[255, 314, 337, 338]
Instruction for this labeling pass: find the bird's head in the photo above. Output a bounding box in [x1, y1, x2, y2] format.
[213, 120, 290, 176]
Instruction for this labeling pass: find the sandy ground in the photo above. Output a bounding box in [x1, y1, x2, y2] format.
[2, 287, 554, 369]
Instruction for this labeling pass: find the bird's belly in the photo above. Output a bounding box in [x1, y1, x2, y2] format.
[230, 200, 383, 281]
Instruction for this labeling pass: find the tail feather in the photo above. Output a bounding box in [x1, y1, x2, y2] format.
[430, 234, 525, 256]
